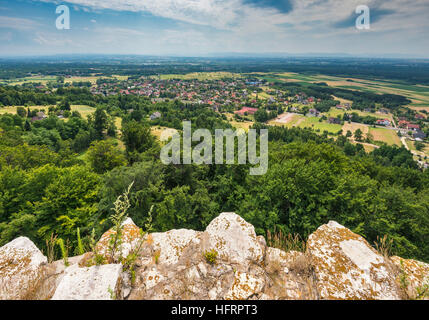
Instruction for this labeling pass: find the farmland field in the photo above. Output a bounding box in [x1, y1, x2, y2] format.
[70, 105, 95, 118]
[369, 128, 402, 146]
[342, 122, 369, 136]
[153, 72, 241, 81]
[325, 108, 393, 121]
[252, 72, 429, 106]
[0, 105, 52, 115]
[0, 75, 128, 86]
[0, 76, 56, 85]
[151, 126, 178, 142]
[269, 113, 303, 127]
[226, 113, 254, 131]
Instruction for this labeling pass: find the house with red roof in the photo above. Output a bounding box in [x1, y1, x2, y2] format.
[407, 124, 420, 131]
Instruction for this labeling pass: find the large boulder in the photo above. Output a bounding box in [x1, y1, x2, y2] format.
[151, 229, 202, 266]
[391, 256, 429, 299]
[203, 212, 265, 270]
[128, 213, 268, 300]
[0, 237, 47, 300]
[51, 263, 124, 300]
[95, 218, 143, 262]
[307, 221, 401, 300]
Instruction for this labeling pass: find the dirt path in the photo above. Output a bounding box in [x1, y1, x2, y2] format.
[274, 113, 297, 124]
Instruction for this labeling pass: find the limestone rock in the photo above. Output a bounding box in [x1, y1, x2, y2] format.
[204, 212, 265, 270]
[263, 247, 317, 300]
[151, 229, 201, 266]
[224, 271, 265, 300]
[3, 214, 428, 301]
[33, 254, 87, 300]
[95, 217, 142, 262]
[391, 256, 429, 299]
[0, 237, 47, 300]
[307, 221, 401, 300]
[51, 263, 123, 300]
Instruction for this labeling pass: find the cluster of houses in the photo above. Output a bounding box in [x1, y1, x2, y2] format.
[293, 94, 318, 105]
[398, 119, 426, 140]
[85, 77, 331, 116]
[90, 77, 279, 109]
[375, 119, 391, 127]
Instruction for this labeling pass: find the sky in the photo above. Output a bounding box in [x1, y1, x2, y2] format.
[0, 0, 428, 57]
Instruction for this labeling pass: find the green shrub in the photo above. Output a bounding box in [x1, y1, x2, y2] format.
[203, 249, 218, 265]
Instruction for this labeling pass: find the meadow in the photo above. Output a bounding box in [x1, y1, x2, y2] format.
[369, 127, 402, 146]
[152, 72, 242, 81]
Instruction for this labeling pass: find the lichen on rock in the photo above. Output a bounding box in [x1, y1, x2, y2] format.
[307, 221, 401, 300]
[0, 237, 47, 300]
[1, 214, 428, 301]
[51, 263, 124, 300]
[203, 212, 265, 270]
[95, 217, 143, 262]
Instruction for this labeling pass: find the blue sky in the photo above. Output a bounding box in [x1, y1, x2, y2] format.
[0, 0, 428, 57]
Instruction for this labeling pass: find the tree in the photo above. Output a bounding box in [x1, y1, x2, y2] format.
[354, 129, 363, 142]
[16, 107, 27, 118]
[301, 106, 309, 115]
[93, 107, 108, 139]
[122, 120, 155, 157]
[346, 130, 353, 138]
[24, 120, 31, 131]
[107, 118, 117, 137]
[56, 76, 65, 84]
[59, 99, 71, 111]
[87, 140, 127, 174]
[72, 130, 91, 153]
[415, 141, 425, 151]
[365, 132, 374, 143]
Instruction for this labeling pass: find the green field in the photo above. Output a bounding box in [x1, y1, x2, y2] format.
[0, 76, 56, 85]
[369, 127, 402, 146]
[297, 116, 342, 133]
[251, 72, 429, 106]
[0, 75, 128, 86]
[325, 107, 393, 121]
[0, 105, 52, 115]
[152, 72, 242, 81]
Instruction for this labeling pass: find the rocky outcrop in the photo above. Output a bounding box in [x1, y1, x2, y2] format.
[307, 221, 401, 300]
[1, 213, 428, 300]
[391, 256, 429, 299]
[0, 237, 47, 300]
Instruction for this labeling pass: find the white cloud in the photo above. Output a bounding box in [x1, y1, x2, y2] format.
[36, 0, 429, 34]
[0, 16, 41, 30]
[13, 0, 429, 56]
